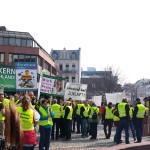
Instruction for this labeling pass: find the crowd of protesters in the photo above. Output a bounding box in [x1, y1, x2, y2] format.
[0, 91, 149, 150]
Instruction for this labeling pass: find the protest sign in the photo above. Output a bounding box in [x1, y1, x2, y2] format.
[0, 65, 16, 92]
[40, 74, 65, 97]
[92, 95, 102, 106]
[16, 62, 37, 91]
[64, 82, 87, 100]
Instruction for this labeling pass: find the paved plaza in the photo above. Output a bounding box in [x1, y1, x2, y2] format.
[35, 124, 150, 150]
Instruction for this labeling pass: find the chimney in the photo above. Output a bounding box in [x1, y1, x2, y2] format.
[0, 26, 6, 31]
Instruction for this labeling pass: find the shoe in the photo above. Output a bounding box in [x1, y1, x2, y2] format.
[51, 137, 54, 140]
[90, 137, 96, 140]
[85, 134, 89, 137]
[56, 137, 59, 140]
[133, 137, 136, 141]
[76, 131, 80, 134]
[126, 141, 130, 144]
[134, 141, 141, 143]
[81, 135, 86, 138]
[64, 138, 71, 141]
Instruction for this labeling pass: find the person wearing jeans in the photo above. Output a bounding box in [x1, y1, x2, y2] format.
[39, 99, 54, 150]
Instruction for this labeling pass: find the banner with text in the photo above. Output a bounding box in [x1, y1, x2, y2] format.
[64, 82, 87, 100]
[40, 74, 65, 97]
[16, 62, 37, 91]
[0, 65, 16, 92]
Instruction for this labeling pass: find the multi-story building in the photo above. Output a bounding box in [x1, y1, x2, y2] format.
[81, 69, 121, 99]
[0, 26, 58, 91]
[51, 48, 81, 83]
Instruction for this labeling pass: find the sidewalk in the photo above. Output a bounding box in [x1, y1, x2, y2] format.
[35, 124, 150, 150]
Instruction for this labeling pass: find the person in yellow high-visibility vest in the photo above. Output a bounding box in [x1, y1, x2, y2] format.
[103, 102, 114, 139]
[133, 98, 146, 143]
[0, 101, 5, 137]
[64, 101, 73, 141]
[74, 100, 84, 133]
[16, 95, 37, 150]
[0, 93, 9, 137]
[38, 99, 54, 150]
[51, 99, 61, 140]
[80, 100, 89, 138]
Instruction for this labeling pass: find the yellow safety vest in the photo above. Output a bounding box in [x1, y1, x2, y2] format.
[83, 105, 89, 117]
[136, 104, 146, 118]
[16, 107, 34, 131]
[52, 104, 61, 118]
[66, 106, 73, 120]
[89, 106, 99, 119]
[38, 106, 53, 126]
[129, 107, 134, 119]
[3, 99, 10, 107]
[105, 107, 114, 119]
[118, 102, 127, 117]
[112, 109, 120, 121]
[0, 102, 5, 121]
[76, 104, 84, 116]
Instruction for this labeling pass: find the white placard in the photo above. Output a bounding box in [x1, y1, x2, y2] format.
[92, 95, 102, 106]
[64, 82, 87, 101]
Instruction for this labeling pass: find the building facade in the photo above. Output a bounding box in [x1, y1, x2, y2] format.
[51, 48, 81, 83]
[0, 26, 58, 90]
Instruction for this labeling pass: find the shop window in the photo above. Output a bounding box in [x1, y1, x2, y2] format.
[25, 55, 31, 62]
[38, 57, 42, 66]
[66, 64, 69, 70]
[19, 55, 25, 62]
[65, 77, 69, 82]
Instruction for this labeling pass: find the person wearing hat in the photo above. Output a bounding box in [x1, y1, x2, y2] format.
[133, 98, 146, 143]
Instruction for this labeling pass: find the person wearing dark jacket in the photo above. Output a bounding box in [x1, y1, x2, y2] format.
[64, 101, 73, 141]
[116, 98, 130, 144]
[133, 98, 146, 143]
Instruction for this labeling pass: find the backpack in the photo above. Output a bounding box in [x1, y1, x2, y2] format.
[92, 109, 98, 119]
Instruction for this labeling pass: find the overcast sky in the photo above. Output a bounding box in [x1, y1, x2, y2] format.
[1, 0, 150, 84]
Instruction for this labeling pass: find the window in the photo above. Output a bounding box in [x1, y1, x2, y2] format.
[16, 38, 21, 46]
[38, 57, 42, 66]
[65, 77, 69, 82]
[9, 38, 16, 46]
[9, 54, 13, 64]
[21, 39, 27, 46]
[52, 66, 56, 75]
[45, 61, 51, 72]
[3, 38, 9, 45]
[72, 77, 75, 83]
[31, 56, 37, 62]
[59, 64, 63, 71]
[19, 55, 25, 62]
[0, 37, 3, 45]
[24, 55, 31, 62]
[13, 54, 19, 64]
[92, 84, 95, 88]
[72, 64, 75, 70]
[27, 40, 33, 47]
[0, 53, 4, 64]
[66, 64, 69, 70]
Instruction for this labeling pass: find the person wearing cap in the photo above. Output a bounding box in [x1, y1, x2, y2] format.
[116, 98, 130, 144]
[133, 98, 146, 143]
[103, 102, 114, 139]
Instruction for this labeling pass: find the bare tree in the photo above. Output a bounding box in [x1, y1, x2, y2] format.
[100, 66, 126, 93]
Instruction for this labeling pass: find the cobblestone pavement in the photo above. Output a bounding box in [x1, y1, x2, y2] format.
[35, 124, 150, 150]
